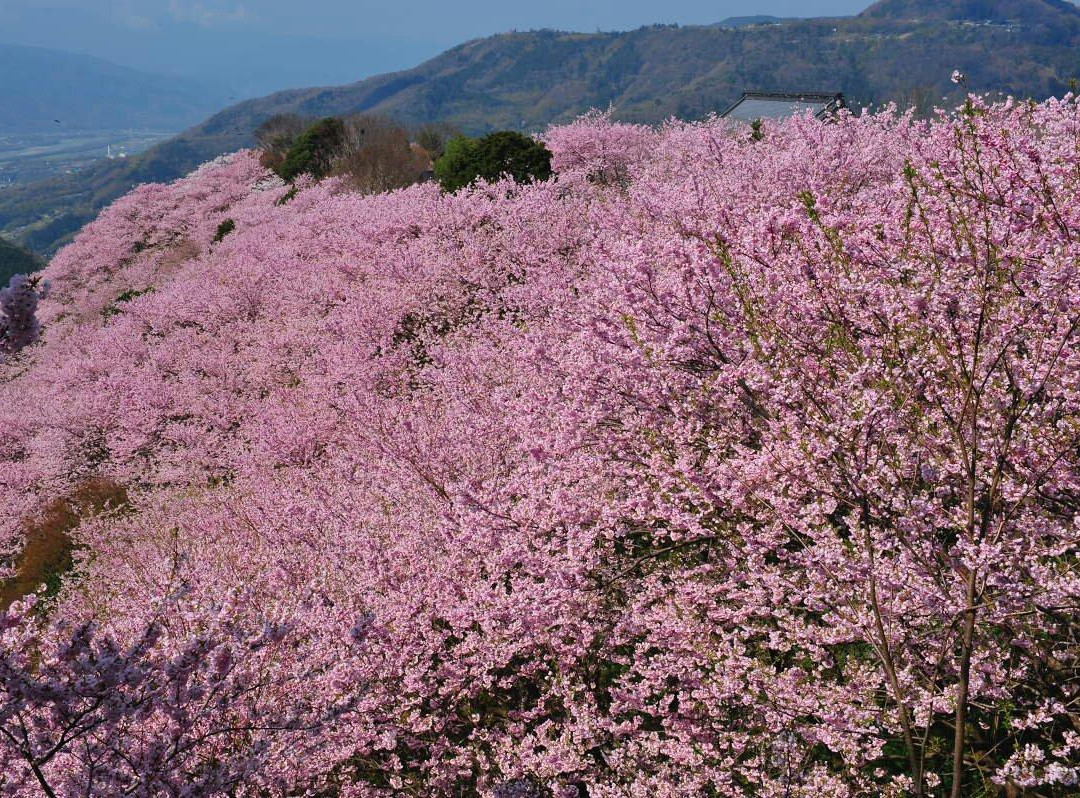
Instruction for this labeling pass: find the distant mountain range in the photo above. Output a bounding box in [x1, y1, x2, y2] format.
[4, 0, 1080, 255]
[0, 44, 226, 133]
[0, 5, 440, 101]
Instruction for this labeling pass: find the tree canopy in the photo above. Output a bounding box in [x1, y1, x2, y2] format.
[275, 117, 347, 182]
[434, 131, 552, 191]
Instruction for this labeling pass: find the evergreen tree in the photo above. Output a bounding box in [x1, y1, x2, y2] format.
[434, 131, 552, 192]
[276, 117, 347, 181]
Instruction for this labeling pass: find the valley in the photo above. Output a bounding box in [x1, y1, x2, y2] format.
[0, 129, 174, 187]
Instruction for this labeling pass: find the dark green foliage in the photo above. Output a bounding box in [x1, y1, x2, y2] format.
[434, 131, 552, 192]
[276, 117, 347, 182]
[214, 218, 236, 242]
[0, 236, 42, 287]
[103, 286, 154, 320]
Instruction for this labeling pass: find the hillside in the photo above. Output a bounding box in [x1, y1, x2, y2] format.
[860, 0, 1080, 23]
[0, 43, 225, 133]
[1, 100, 1079, 795]
[4, 0, 1080, 255]
[0, 235, 41, 286]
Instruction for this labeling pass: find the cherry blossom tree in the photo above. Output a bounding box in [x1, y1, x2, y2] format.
[0, 590, 368, 797]
[0, 274, 49, 360]
[0, 97, 1077, 796]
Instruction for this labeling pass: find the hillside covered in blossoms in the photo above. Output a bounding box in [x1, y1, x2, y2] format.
[1, 100, 1079, 797]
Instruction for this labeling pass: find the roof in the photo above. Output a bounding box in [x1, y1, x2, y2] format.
[720, 92, 846, 123]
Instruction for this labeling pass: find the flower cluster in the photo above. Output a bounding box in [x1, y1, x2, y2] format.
[0, 274, 49, 360]
[0, 592, 358, 796]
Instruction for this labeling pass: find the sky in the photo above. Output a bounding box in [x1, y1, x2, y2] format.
[0, 0, 876, 97]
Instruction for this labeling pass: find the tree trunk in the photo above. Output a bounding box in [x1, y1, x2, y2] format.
[950, 570, 978, 798]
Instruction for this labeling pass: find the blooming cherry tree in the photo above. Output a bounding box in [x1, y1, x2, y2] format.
[0, 97, 1077, 796]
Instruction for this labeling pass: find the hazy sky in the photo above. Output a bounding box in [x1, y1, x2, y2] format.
[0, 0, 876, 96]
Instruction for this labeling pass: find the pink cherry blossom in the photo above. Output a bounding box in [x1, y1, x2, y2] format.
[0, 97, 1078, 796]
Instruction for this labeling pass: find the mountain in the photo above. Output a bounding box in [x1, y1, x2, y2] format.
[0, 43, 225, 133]
[4, 0, 1080, 255]
[0, 5, 441, 101]
[0, 235, 42, 286]
[716, 16, 793, 27]
[861, 0, 1080, 24]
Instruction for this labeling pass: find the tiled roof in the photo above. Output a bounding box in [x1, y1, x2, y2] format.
[721, 92, 846, 123]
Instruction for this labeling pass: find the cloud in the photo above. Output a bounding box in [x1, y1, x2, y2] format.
[111, 0, 160, 30]
[107, 0, 249, 30]
[167, 0, 251, 27]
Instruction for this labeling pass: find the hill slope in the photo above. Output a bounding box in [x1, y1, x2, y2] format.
[1, 102, 1079, 795]
[5, 0, 1080, 255]
[0, 44, 225, 134]
[0, 235, 42, 286]
[860, 0, 1080, 24]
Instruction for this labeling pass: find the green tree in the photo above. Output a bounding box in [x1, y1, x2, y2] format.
[0, 236, 42, 287]
[276, 117, 347, 182]
[433, 131, 553, 192]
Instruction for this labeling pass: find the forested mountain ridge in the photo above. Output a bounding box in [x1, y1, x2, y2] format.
[4, 0, 1079, 256]
[860, 0, 1080, 24]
